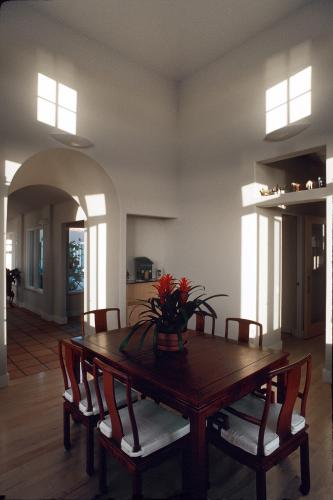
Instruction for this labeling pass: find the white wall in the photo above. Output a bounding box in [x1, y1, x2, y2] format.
[171, 0, 333, 350]
[126, 215, 169, 280]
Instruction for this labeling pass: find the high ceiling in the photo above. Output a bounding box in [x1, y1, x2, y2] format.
[27, 0, 313, 80]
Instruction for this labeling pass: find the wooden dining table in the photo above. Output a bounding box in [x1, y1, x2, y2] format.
[72, 328, 288, 499]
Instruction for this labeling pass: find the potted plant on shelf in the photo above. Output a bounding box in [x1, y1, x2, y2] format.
[119, 274, 227, 353]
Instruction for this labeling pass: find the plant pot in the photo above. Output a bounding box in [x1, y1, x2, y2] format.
[156, 330, 189, 352]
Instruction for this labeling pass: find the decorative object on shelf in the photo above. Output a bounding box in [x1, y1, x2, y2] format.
[119, 274, 227, 353]
[134, 256, 153, 281]
[291, 182, 301, 192]
[318, 176, 325, 188]
[306, 179, 313, 190]
[260, 184, 286, 196]
[6, 268, 21, 306]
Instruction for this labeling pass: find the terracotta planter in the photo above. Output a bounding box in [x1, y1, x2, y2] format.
[156, 330, 189, 352]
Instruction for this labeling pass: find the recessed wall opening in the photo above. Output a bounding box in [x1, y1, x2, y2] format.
[256, 145, 327, 345]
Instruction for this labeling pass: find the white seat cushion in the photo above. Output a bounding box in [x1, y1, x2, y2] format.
[64, 379, 138, 416]
[213, 394, 305, 456]
[99, 399, 190, 457]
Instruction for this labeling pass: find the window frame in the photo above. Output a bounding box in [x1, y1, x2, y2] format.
[25, 226, 44, 293]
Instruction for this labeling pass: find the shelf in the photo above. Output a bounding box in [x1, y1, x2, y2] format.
[255, 185, 333, 208]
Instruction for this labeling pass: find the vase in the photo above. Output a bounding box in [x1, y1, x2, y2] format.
[156, 330, 189, 352]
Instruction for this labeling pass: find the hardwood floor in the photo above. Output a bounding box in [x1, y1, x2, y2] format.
[0, 327, 331, 499]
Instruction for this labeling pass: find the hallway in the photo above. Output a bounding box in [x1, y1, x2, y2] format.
[6, 307, 81, 379]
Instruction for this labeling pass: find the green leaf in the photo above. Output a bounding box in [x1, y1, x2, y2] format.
[118, 320, 146, 351]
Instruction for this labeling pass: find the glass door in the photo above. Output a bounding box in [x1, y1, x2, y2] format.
[304, 216, 326, 337]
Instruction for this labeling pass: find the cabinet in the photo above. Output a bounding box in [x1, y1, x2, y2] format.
[126, 282, 157, 326]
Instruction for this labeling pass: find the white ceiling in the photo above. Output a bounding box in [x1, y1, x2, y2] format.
[29, 0, 313, 80]
[8, 185, 74, 220]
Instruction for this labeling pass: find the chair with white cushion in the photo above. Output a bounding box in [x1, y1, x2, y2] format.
[208, 354, 312, 500]
[93, 357, 191, 498]
[58, 339, 137, 475]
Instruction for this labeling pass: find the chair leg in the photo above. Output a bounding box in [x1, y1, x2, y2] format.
[63, 406, 71, 450]
[132, 471, 142, 499]
[99, 442, 107, 494]
[299, 435, 310, 495]
[256, 471, 267, 500]
[86, 420, 94, 476]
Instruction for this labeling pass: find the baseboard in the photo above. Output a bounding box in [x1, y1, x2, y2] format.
[0, 372, 9, 388]
[322, 367, 332, 384]
[18, 303, 68, 325]
[41, 312, 67, 325]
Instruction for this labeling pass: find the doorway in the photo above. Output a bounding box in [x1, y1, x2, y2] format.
[281, 201, 326, 338]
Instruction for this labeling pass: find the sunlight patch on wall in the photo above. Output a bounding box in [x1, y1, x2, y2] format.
[265, 66, 311, 134]
[241, 213, 257, 320]
[89, 225, 97, 321]
[37, 73, 77, 134]
[241, 183, 267, 207]
[85, 194, 106, 217]
[325, 195, 332, 345]
[258, 215, 268, 335]
[97, 223, 107, 309]
[273, 216, 282, 331]
[5, 160, 21, 186]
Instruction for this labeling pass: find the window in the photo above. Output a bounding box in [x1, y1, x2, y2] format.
[26, 228, 44, 290]
[37, 73, 77, 134]
[266, 66, 312, 134]
[67, 228, 84, 292]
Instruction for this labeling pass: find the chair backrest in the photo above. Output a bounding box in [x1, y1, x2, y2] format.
[267, 353, 312, 441]
[93, 357, 140, 453]
[81, 308, 121, 336]
[195, 311, 216, 335]
[225, 354, 311, 456]
[225, 317, 263, 348]
[58, 339, 93, 412]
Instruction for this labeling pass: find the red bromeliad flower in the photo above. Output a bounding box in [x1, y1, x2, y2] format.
[179, 277, 191, 304]
[153, 273, 175, 304]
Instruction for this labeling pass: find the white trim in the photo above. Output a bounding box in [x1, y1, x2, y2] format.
[0, 372, 9, 388]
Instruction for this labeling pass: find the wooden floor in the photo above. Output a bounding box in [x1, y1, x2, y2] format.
[0, 327, 332, 499]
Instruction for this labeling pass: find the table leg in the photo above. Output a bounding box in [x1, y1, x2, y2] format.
[188, 411, 208, 500]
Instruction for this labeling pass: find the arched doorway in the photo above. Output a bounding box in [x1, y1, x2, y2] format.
[0, 148, 120, 386]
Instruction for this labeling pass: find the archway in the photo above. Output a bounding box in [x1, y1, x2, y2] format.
[0, 148, 120, 386]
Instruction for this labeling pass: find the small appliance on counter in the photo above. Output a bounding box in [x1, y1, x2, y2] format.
[134, 257, 153, 281]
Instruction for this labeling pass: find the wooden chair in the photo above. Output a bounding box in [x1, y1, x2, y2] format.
[225, 317, 263, 348]
[93, 357, 191, 498]
[81, 307, 121, 336]
[59, 339, 137, 475]
[195, 311, 216, 335]
[208, 354, 312, 500]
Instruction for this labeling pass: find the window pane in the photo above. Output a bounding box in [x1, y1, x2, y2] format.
[289, 92, 311, 123]
[58, 83, 77, 112]
[68, 228, 84, 291]
[28, 231, 35, 287]
[266, 80, 287, 111]
[266, 104, 287, 134]
[37, 97, 56, 126]
[38, 73, 56, 102]
[37, 228, 44, 289]
[57, 106, 76, 134]
[289, 66, 311, 100]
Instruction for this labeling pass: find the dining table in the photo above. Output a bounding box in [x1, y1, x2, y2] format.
[71, 327, 289, 499]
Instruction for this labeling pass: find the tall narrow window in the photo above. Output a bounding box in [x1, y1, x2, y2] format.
[67, 227, 84, 292]
[37, 73, 77, 134]
[26, 228, 44, 290]
[266, 66, 312, 134]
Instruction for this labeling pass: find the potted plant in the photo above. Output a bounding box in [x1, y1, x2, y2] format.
[119, 274, 227, 353]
